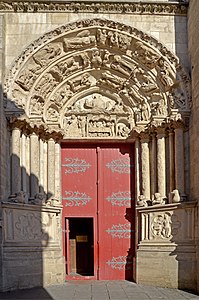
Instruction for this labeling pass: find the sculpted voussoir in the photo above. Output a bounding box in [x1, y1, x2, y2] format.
[4, 19, 191, 139]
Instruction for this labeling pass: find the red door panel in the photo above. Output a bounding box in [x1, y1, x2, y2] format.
[61, 146, 97, 216]
[98, 145, 134, 280]
[61, 146, 98, 279]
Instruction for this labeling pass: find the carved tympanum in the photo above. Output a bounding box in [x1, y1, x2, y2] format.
[4, 19, 190, 139]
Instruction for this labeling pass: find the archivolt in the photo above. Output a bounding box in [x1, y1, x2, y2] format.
[4, 18, 191, 140]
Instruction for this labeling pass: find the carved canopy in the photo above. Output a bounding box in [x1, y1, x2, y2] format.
[4, 18, 191, 140]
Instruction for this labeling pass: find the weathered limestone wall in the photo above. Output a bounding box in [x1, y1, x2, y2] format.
[1, 202, 65, 291]
[188, 0, 199, 292]
[4, 11, 189, 73]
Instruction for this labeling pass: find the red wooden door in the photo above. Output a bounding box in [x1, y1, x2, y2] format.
[61, 144, 135, 280]
[98, 145, 134, 280]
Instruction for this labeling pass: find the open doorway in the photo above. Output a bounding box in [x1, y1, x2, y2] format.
[65, 217, 94, 276]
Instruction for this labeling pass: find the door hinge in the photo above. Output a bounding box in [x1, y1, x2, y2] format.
[96, 146, 100, 153]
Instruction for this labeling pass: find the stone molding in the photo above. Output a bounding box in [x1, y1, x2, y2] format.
[2, 201, 62, 246]
[137, 201, 196, 243]
[0, 1, 188, 15]
[4, 18, 191, 141]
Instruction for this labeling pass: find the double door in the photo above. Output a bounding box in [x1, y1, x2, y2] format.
[61, 144, 135, 280]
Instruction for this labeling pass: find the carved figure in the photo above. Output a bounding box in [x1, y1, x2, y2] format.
[80, 51, 90, 68]
[133, 41, 160, 69]
[91, 50, 102, 69]
[30, 95, 45, 115]
[88, 117, 115, 137]
[77, 116, 86, 137]
[69, 73, 96, 92]
[152, 98, 167, 116]
[169, 189, 181, 203]
[156, 59, 175, 91]
[162, 214, 172, 238]
[16, 63, 41, 91]
[52, 84, 73, 107]
[31, 193, 46, 205]
[102, 49, 111, 67]
[63, 115, 81, 136]
[33, 44, 62, 67]
[97, 28, 107, 45]
[46, 198, 61, 206]
[152, 193, 165, 205]
[117, 123, 130, 137]
[58, 57, 79, 76]
[107, 31, 119, 47]
[137, 195, 148, 207]
[63, 30, 96, 50]
[140, 100, 150, 121]
[8, 191, 28, 204]
[118, 33, 132, 50]
[111, 55, 135, 77]
[34, 73, 57, 97]
[46, 106, 59, 121]
[98, 71, 125, 90]
[152, 213, 172, 239]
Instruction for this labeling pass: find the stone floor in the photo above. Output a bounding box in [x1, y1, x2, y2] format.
[0, 281, 199, 300]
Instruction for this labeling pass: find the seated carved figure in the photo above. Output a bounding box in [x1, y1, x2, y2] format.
[137, 195, 148, 207]
[152, 193, 165, 205]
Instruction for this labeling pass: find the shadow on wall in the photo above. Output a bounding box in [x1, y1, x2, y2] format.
[169, 205, 197, 292]
[0, 86, 62, 293]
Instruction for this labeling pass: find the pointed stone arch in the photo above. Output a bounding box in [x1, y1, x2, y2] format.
[4, 18, 191, 140]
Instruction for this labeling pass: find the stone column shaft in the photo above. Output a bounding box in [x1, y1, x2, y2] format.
[157, 130, 166, 198]
[11, 128, 21, 194]
[151, 133, 157, 196]
[47, 138, 55, 199]
[26, 136, 30, 197]
[21, 133, 27, 194]
[39, 139, 44, 194]
[30, 133, 39, 198]
[169, 130, 175, 192]
[175, 126, 185, 196]
[55, 142, 61, 200]
[140, 134, 150, 199]
[135, 138, 141, 199]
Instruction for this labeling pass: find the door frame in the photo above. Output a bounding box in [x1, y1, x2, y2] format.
[61, 141, 136, 281]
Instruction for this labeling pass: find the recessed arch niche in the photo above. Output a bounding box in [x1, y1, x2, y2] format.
[4, 18, 191, 140]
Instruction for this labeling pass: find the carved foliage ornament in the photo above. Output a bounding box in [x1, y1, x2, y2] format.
[4, 19, 190, 139]
[0, 1, 188, 15]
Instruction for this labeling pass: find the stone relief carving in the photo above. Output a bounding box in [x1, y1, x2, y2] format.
[8, 191, 28, 204]
[46, 106, 59, 122]
[151, 213, 172, 239]
[33, 43, 62, 68]
[155, 59, 176, 91]
[169, 189, 181, 203]
[132, 41, 161, 69]
[15, 212, 48, 241]
[0, 2, 188, 15]
[69, 73, 96, 92]
[151, 212, 181, 239]
[152, 193, 166, 205]
[62, 93, 133, 138]
[30, 95, 45, 115]
[63, 30, 96, 51]
[4, 19, 190, 140]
